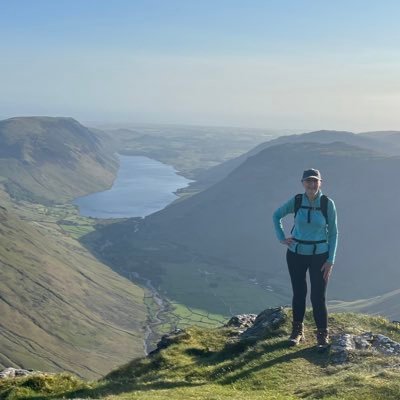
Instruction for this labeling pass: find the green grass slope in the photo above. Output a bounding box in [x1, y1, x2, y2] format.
[0, 204, 147, 380]
[0, 117, 118, 203]
[2, 311, 400, 400]
[83, 219, 288, 320]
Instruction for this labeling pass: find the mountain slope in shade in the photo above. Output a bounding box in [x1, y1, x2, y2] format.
[0, 117, 118, 203]
[190, 129, 400, 191]
[0, 204, 146, 379]
[91, 140, 400, 316]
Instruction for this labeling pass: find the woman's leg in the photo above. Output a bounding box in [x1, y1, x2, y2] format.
[309, 252, 329, 329]
[286, 250, 309, 323]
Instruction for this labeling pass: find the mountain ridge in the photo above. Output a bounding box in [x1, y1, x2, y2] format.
[0, 116, 118, 203]
[189, 129, 400, 192]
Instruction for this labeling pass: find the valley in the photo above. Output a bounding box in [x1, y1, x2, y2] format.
[0, 117, 277, 375]
[3, 4, 400, 398]
[2, 116, 400, 381]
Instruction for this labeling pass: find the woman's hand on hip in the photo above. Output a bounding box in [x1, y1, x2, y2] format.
[280, 237, 295, 246]
[321, 262, 334, 282]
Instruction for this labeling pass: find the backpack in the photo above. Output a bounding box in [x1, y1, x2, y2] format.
[290, 194, 330, 250]
[294, 193, 329, 223]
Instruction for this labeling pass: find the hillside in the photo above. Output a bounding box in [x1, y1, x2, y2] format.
[85, 140, 400, 320]
[1, 309, 400, 399]
[189, 129, 400, 192]
[104, 124, 276, 179]
[0, 201, 147, 379]
[0, 117, 118, 203]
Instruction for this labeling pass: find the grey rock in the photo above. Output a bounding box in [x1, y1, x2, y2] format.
[331, 332, 400, 363]
[150, 328, 189, 355]
[240, 307, 287, 341]
[331, 333, 356, 363]
[225, 314, 257, 331]
[373, 334, 400, 355]
[0, 368, 36, 379]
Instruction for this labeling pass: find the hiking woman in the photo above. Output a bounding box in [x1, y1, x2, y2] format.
[272, 168, 338, 351]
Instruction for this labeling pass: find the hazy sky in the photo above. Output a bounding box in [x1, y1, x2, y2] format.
[1, 0, 400, 131]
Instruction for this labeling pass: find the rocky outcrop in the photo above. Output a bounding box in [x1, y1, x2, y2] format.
[331, 332, 400, 363]
[225, 314, 257, 332]
[149, 328, 190, 355]
[239, 307, 287, 341]
[0, 368, 37, 379]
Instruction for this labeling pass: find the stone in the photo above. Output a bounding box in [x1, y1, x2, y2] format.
[240, 307, 287, 341]
[149, 328, 190, 355]
[225, 314, 257, 331]
[330, 332, 400, 363]
[330, 333, 356, 363]
[0, 368, 36, 379]
[373, 334, 400, 356]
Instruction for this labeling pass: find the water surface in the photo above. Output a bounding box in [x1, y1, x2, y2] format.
[74, 155, 192, 218]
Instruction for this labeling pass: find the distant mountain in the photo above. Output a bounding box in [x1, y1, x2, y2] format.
[360, 130, 400, 152]
[0, 203, 147, 379]
[190, 129, 400, 192]
[88, 139, 400, 317]
[331, 288, 400, 321]
[0, 117, 118, 203]
[103, 125, 276, 179]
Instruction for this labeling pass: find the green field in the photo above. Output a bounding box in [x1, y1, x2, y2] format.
[0, 189, 99, 239]
[159, 261, 287, 316]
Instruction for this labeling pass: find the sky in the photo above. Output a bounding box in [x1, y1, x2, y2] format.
[1, 0, 400, 131]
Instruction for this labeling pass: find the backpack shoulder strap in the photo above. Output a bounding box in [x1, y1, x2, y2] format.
[291, 193, 303, 234]
[293, 194, 303, 217]
[320, 194, 329, 222]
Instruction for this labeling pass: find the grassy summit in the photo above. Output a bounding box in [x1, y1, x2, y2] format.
[2, 310, 400, 400]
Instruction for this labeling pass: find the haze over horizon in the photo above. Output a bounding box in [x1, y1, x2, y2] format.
[1, 0, 400, 131]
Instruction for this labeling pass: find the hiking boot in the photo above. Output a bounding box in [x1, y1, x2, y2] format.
[288, 321, 305, 346]
[316, 328, 330, 352]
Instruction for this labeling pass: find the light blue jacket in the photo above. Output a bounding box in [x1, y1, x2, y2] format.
[272, 191, 338, 263]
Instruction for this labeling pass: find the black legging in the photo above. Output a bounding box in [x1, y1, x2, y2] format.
[286, 250, 328, 329]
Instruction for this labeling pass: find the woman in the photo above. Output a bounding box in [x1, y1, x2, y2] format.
[272, 168, 338, 351]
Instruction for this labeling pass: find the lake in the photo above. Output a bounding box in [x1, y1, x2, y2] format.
[73, 155, 193, 218]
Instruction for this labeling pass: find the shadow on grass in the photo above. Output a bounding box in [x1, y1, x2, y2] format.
[22, 380, 206, 400]
[185, 329, 288, 367]
[181, 330, 329, 385]
[22, 334, 328, 399]
[217, 340, 329, 385]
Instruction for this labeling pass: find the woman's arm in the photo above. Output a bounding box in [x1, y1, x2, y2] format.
[326, 199, 338, 264]
[272, 197, 295, 242]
